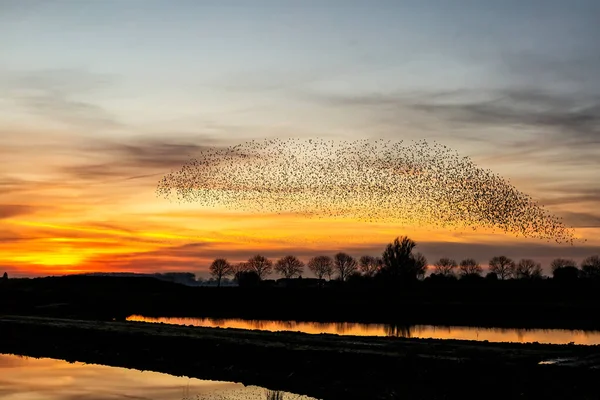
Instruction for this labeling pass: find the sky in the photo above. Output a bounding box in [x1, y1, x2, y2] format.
[1, 0, 599, 278]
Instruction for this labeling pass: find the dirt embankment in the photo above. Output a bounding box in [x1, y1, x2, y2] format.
[1, 316, 600, 400]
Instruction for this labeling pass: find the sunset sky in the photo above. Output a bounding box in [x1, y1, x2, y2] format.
[1, 0, 599, 278]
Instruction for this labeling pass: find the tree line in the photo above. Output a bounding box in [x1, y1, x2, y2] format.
[208, 236, 600, 287]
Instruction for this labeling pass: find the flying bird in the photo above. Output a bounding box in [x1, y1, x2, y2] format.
[156, 138, 576, 244]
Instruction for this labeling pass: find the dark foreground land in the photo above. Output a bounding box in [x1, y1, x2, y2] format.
[2, 275, 600, 330]
[1, 315, 600, 400]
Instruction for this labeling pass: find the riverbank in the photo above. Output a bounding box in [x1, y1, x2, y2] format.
[4, 276, 600, 331]
[1, 315, 599, 399]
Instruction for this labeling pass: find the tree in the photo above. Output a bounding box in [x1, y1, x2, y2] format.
[551, 258, 577, 271]
[236, 270, 261, 287]
[380, 236, 425, 282]
[1, 272, 7, 280]
[246, 255, 273, 280]
[434, 258, 458, 277]
[581, 255, 600, 280]
[459, 258, 483, 277]
[488, 256, 516, 280]
[333, 252, 357, 281]
[307, 256, 333, 280]
[485, 272, 498, 281]
[274, 255, 305, 278]
[514, 259, 543, 280]
[412, 252, 428, 280]
[359, 255, 381, 277]
[550, 258, 579, 281]
[552, 266, 580, 282]
[209, 258, 233, 287]
[232, 262, 248, 284]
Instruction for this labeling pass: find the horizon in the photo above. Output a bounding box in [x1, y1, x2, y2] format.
[2, 1, 600, 277]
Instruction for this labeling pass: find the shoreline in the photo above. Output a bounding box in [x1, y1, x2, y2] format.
[5, 276, 600, 332]
[1, 315, 600, 399]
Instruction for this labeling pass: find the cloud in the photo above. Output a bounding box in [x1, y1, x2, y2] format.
[410, 88, 600, 144]
[310, 87, 600, 144]
[0, 68, 122, 130]
[556, 211, 600, 228]
[0, 204, 35, 219]
[57, 137, 235, 185]
[537, 188, 600, 207]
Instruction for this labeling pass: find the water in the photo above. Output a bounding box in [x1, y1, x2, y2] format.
[127, 315, 600, 345]
[0, 353, 317, 400]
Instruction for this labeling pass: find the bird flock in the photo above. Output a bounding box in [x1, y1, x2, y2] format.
[156, 138, 576, 244]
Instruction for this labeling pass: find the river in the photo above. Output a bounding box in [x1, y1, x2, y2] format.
[0, 353, 317, 400]
[127, 315, 600, 345]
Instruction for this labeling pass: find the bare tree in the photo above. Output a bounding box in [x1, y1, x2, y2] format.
[381, 236, 425, 282]
[488, 256, 516, 280]
[307, 255, 334, 280]
[231, 262, 248, 284]
[334, 252, 357, 281]
[459, 258, 483, 277]
[581, 255, 600, 279]
[209, 258, 233, 287]
[412, 252, 428, 280]
[246, 255, 273, 280]
[274, 255, 305, 278]
[434, 258, 458, 277]
[551, 258, 577, 272]
[359, 255, 381, 277]
[514, 259, 543, 279]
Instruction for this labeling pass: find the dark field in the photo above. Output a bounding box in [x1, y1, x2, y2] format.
[2, 275, 600, 330]
[1, 315, 600, 400]
[2, 275, 600, 399]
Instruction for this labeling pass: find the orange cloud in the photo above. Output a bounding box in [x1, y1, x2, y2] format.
[1, 129, 599, 278]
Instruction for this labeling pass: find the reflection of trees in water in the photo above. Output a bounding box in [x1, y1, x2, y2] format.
[247, 320, 298, 331]
[334, 322, 358, 334]
[384, 324, 413, 338]
[186, 386, 317, 400]
[144, 316, 600, 344]
[248, 320, 268, 330]
[311, 322, 331, 331]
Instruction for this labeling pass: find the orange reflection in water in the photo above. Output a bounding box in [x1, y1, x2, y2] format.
[0, 354, 317, 400]
[127, 315, 600, 345]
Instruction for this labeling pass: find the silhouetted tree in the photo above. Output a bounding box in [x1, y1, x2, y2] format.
[412, 252, 428, 280]
[485, 272, 498, 281]
[236, 270, 261, 287]
[514, 259, 543, 280]
[459, 258, 483, 277]
[488, 256, 516, 280]
[231, 262, 248, 284]
[551, 258, 577, 271]
[551, 258, 579, 282]
[552, 265, 580, 282]
[246, 255, 273, 280]
[2, 272, 7, 281]
[434, 258, 458, 277]
[380, 236, 425, 282]
[274, 255, 304, 278]
[209, 258, 233, 287]
[333, 252, 357, 281]
[359, 255, 381, 277]
[581, 255, 600, 280]
[307, 255, 333, 280]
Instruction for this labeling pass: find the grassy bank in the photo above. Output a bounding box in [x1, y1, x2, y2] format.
[3, 275, 600, 330]
[0, 315, 599, 399]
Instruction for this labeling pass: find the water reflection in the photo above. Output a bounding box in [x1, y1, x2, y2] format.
[127, 315, 600, 345]
[0, 354, 317, 400]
